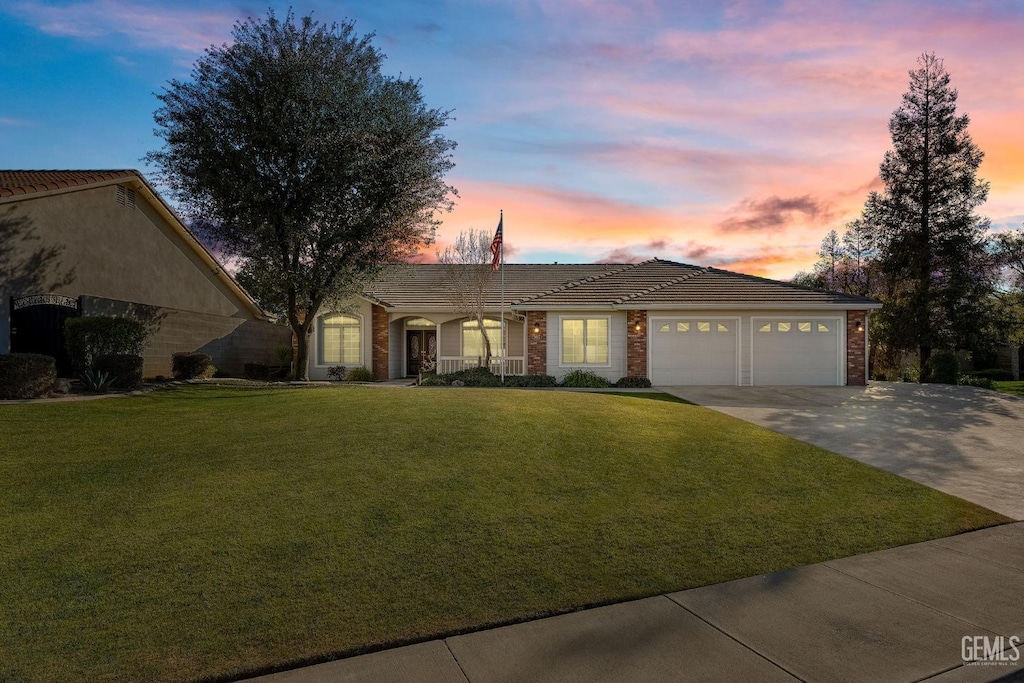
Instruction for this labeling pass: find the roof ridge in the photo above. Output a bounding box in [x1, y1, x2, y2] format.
[613, 266, 710, 305]
[512, 259, 653, 305]
[703, 266, 877, 302]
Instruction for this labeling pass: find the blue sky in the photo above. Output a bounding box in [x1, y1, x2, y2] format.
[2, 0, 1023, 277]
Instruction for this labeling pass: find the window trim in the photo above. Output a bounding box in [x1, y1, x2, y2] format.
[315, 311, 364, 368]
[557, 315, 612, 368]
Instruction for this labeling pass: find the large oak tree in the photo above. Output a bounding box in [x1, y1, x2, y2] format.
[147, 10, 456, 379]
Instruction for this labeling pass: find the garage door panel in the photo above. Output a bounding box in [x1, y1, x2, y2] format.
[753, 318, 840, 386]
[651, 318, 737, 385]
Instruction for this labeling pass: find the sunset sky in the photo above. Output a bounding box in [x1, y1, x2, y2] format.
[2, 0, 1022, 279]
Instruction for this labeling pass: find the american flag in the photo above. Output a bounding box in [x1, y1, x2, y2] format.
[490, 213, 503, 271]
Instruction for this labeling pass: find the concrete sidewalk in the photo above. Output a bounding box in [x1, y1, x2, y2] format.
[244, 523, 1024, 683]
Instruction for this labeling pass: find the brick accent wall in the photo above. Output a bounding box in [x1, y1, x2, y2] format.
[626, 310, 648, 378]
[372, 304, 389, 381]
[526, 311, 547, 375]
[846, 310, 867, 386]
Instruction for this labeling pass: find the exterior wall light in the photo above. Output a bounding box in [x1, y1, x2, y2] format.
[855, 320, 864, 333]
[634, 322, 642, 332]
[532, 324, 541, 335]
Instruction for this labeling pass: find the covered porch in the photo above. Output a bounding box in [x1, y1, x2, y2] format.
[388, 313, 526, 379]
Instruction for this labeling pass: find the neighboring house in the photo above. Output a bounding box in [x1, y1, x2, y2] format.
[311, 260, 881, 386]
[0, 170, 290, 376]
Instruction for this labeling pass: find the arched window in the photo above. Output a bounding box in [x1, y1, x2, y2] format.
[319, 314, 361, 365]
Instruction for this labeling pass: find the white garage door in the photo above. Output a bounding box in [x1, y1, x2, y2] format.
[650, 318, 738, 385]
[752, 318, 841, 386]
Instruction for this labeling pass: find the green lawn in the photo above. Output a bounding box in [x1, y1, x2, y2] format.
[994, 380, 1024, 397]
[0, 385, 1008, 682]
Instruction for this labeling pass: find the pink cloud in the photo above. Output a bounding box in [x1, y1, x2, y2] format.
[9, 0, 237, 54]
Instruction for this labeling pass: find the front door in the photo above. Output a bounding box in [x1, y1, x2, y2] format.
[406, 330, 437, 376]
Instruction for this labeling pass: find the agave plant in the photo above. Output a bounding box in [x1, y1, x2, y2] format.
[80, 369, 114, 393]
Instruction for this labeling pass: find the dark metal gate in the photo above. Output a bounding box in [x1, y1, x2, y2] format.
[9, 295, 80, 375]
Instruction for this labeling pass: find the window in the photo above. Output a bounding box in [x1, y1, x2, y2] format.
[463, 319, 503, 358]
[758, 322, 772, 333]
[817, 322, 831, 333]
[561, 317, 609, 365]
[798, 322, 812, 332]
[777, 322, 791, 332]
[320, 314, 361, 365]
[697, 321, 711, 332]
[676, 322, 690, 333]
[717, 323, 730, 332]
[658, 324, 671, 333]
[406, 317, 435, 328]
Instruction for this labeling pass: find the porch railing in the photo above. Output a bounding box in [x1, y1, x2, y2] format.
[437, 356, 525, 376]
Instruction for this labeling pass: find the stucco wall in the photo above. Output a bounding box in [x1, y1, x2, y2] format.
[545, 310, 629, 382]
[81, 295, 291, 377]
[306, 298, 375, 381]
[2, 185, 249, 318]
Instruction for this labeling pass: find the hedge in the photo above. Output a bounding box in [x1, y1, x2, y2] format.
[172, 352, 215, 379]
[65, 316, 148, 373]
[95, 354, 145, 390]
[0, 354, 56, 399]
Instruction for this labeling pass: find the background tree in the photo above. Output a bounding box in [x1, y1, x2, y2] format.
[867, 53, 993, 380]
[992, 228, 1024, 377]
[147, 10, 456, 379]
[437, 229, 500, 367]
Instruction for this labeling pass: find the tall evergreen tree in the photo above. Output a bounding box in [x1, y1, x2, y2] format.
[871, 53, 992, 379]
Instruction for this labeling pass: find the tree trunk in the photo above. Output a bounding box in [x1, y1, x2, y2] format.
[920, 344, 932, 383]
[477, 315, 493, 369]
[294, 322, 314, 381]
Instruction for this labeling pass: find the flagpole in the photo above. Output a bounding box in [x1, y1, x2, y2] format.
[500, 209, 505, 384]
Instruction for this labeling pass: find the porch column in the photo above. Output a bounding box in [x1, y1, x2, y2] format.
[372, 305, 389, 381]
[526, 311, 546, 375]
[626, 310, 648, 378]
[846, 311, 867, 386]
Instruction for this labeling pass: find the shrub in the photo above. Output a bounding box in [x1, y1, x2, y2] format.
[438, 367, 501, 387]
[80, 368, 114, 393]
[172, 352, 215, 379]
[65, 316, 148, 373]
[926, 350, 959, 385]
[327, 366, 347, 381]
[244, 362, 271, 380]
[0, 353, 56, 399]
[614, 376, 652, 388]
[418, 374, 449, 386]
[345, 366, 374, 382]
[95, 354, 144, 390]
[958, 374, 995, 390]
[275, 344, 293, 367]
[502, 373, 558, 388]
[560, 368, 611, 388]
[968, 369, 1014, 382]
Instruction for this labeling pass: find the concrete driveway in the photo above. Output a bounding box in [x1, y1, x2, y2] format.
[660, 382, 1024, 520]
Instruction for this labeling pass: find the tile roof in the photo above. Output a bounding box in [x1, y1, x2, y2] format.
[368, 259, 879, 309]
[0, 170, 139, 198]
[366, 263, 616, 308]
